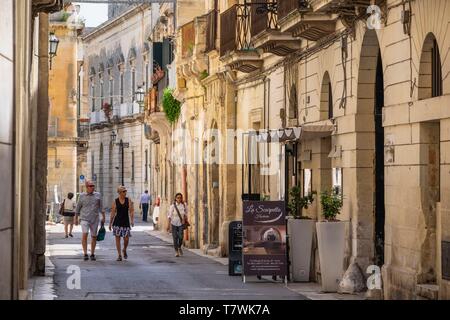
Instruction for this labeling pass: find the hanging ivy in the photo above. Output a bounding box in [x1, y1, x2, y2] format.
[162, 88, 181, 124]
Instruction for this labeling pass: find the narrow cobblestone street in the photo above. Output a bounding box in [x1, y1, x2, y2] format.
[44, 218, 307, 300]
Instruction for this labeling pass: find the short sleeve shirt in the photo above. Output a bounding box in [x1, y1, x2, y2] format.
[167, 202, 187, 227]
[75, 192, 103, 224]
[140, 193, 151, 204]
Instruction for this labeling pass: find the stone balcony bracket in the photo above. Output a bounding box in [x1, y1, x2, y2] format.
[252, 29, 302, 57]
[279, 11, 338, 42]
[177, 55, 208, 79]
[173, 88, 186, 103]
[220, 50, 263, 74]
[148, 112, 172, 139]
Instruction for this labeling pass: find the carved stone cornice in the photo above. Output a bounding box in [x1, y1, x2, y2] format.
[32, 0, 64, 16]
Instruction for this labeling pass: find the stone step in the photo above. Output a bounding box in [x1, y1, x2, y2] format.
[415, 284, 439, 300]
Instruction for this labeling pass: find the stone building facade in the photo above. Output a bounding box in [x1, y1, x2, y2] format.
[147, 0, 450, 299]
[82, 4, 153, 209]
[0, 0, 64, 300]
[48, 5, 85, 206]
[146, 1, 204, 234]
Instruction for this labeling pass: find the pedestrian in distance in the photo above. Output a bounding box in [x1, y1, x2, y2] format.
[139, 190, 151, 222]
[75, 180, 106, 261]
[167, 193, 188, 257]
[109, 185, 135, 261]
[62, 192, 76, 238]
[152, 195, 161, 229]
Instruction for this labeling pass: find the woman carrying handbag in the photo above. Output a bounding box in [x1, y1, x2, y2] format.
[62, 192, 76, 238]
[167, 193, 189, 257]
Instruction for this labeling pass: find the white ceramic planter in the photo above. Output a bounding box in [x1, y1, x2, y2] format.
[316, 221, 346, 292]
[288, 219, 315, 282]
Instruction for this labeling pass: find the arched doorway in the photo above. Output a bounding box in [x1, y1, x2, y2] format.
[208, 122, 220, 247]
[202, 140, 209, 246]
[416, 33, 442, 284]
[355, 29, 385, 268]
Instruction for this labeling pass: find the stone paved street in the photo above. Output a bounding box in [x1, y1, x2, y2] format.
[44, 218, 307, 300]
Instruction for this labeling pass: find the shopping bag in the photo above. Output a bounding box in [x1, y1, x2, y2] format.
[97, 223, 106, 241]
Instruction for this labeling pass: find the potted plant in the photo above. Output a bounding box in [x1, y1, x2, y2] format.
[316, 190, 345, 292]
[102, 102, 112, 122]
[162, 88, 181, 124]
[287, 186, 316, 282]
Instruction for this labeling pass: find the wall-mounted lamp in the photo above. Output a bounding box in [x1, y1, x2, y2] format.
[110, 130, 117, 143]
[49, 32, 60, 70]
[135, 86, 145, 113]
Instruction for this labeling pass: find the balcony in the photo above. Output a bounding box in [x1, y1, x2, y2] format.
[89, 110, 107, 124]
[181, 21, 195, 59]
[278, 0, 376, 41]
[219, 4, 262, 73]
[278, 0, 337, 41]
[205, 9, 218, 53]
[250, 0, 301, 56]
[112, 102, 143, 123]
[177, 16, 208, 80]
[145, 87, 171, 141]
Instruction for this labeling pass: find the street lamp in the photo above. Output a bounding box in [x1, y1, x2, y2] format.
[49, 32, 60, 70]
[114, 137, 130, 186]
[135, 86, 145, 113]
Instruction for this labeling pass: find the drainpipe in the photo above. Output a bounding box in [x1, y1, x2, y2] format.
[34, 12, 50, 277]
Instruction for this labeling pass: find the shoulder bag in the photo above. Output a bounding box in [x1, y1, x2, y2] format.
[59, 199, 65, 216]
[174, 202, 190, 230]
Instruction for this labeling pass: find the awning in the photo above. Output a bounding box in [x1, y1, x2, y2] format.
[254, 123, 335, 143]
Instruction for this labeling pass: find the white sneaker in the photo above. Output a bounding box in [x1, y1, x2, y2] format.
[179, 248, 183, 256]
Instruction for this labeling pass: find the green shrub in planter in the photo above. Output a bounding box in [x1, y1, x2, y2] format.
[162, 88, 181, 124]
[320, 190, 343, 221]
[288, 186, 316, 219]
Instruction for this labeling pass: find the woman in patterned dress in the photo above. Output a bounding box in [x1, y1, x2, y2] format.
[109, 185, 134, 261]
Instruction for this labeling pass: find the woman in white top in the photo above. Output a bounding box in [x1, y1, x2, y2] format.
[167, 193, 188, 257]
[152, 195, 161, 229]
[62, 192, 76, 238]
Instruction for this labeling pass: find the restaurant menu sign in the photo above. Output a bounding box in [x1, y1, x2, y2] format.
[242, 201, 287, 277]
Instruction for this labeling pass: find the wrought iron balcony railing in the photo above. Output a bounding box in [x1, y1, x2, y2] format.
[205, 9, 218, 53]
[250, 0, 279, 37]
[220, 2, 282, 57]
[278, 0, 311, 21]
[220, 4, 252, 56]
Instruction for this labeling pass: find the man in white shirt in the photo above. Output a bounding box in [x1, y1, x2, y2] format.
[139, 190, 152, 222]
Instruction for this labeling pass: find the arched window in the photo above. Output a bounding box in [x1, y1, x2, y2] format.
[320, 72, 333, 120]
[419, 33, 443, 100]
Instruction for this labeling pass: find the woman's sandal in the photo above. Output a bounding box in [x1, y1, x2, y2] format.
[123, 250, 128, 260]
[116, 256, 122, 261]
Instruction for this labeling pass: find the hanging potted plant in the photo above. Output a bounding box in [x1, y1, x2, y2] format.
[287, 186, 316, 282]
[316, 189, 345, 292]
[102, 102, 112, 122]
[162, 88, 181, 124]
